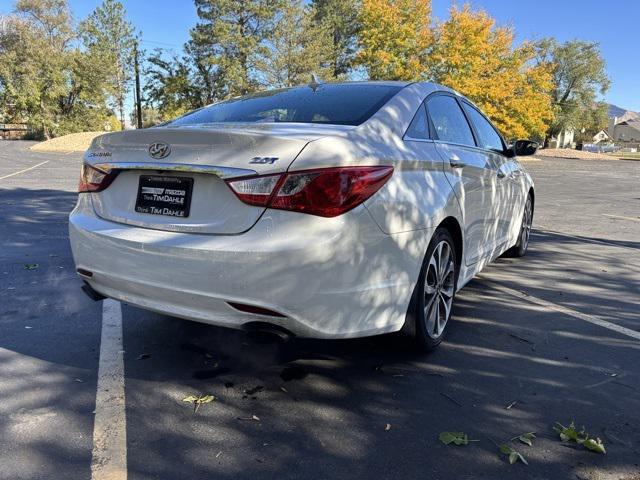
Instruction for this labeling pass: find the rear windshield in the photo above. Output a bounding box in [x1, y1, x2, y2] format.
[168, 84, 403, 127]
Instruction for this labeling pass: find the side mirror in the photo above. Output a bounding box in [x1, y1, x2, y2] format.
[513, 139, 539, 156]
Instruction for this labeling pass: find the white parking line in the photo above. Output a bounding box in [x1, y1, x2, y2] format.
[602, 213, 640, 222]
[486, 281, 640, 341]
[91, 299, 127, 480]
[0, 160, 49, 180]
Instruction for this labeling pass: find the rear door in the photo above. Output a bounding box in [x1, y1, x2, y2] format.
[460, 101, 515, 248]
[427, 94, 499, 265]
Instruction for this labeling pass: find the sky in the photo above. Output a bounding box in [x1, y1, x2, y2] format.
[1, 0, 639, 112]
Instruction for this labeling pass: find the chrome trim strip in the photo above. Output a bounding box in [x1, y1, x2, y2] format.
[433, 139, 507, 157]
[403, 136, 435, 143]
[92, 162, 257, 179]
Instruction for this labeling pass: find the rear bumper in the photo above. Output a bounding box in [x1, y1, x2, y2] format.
[69, 195, 431, 338]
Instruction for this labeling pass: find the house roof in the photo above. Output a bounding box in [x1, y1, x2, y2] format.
[618, 119, 640, 131]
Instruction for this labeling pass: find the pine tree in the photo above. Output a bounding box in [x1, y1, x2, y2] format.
[189, 0, 285, 100]
[260, 1, 332, 88]
[312, 0, 360, 78]
[81, 0, 136, 130]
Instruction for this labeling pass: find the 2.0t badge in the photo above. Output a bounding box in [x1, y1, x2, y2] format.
[148, 142, 171, 159]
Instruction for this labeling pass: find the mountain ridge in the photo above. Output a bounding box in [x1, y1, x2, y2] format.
[608, 103, 639, 121]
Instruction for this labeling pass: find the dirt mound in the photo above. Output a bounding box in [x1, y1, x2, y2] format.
[29, 131, 105, 153]
[534, 148, 613, 160]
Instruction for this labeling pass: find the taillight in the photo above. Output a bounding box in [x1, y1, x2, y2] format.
[78, 163, 116, 193]
[226, 166, 393, 217]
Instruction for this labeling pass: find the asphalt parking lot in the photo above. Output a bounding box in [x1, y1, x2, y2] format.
[1, 140, 639, 480]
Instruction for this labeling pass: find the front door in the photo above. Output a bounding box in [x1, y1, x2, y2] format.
[426, 94, 499, 266]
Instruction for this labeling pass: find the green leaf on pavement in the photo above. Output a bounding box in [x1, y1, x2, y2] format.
[439, 431, 469, 446]
[583, 437, 606, 454]
[511, 432, 536, 446]
[24, 264, 39, 270]
[554, 421, 606, 454]
[554, 421, 588, 443]
[499, 444, 528, 465]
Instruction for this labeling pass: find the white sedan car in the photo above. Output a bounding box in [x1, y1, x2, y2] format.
[69, 81, 536, 350]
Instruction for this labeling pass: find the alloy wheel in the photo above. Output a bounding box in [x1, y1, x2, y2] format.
[423, 241, 455, 339]
[520, 197, 533, 250]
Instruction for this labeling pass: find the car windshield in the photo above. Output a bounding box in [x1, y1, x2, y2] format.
[168, 84, 403, 127]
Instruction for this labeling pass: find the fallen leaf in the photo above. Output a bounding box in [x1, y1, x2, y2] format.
[511, 432, 536, 446]
[182, 394, 216, 412]
[499, 444, 528, 465]
[554, 421, 588, 444]
[439, 431, 469, 446]
[238, 414, 261, 422]
[582, 437, 606, 454]
[24, 264, 39, 270]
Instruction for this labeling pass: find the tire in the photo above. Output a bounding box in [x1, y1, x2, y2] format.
[504, 194, 533, 258]
[411, 227, 459, 352]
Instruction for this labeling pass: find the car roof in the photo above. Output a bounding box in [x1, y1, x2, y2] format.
[320, 80, 457, 95]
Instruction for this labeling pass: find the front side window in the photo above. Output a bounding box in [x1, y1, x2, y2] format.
[168, 84, 403, 127]
[462, 103, 505, 152]
[427, 95, 476, 147]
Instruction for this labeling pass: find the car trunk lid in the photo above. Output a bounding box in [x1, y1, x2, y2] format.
[85, 125, 351, 234]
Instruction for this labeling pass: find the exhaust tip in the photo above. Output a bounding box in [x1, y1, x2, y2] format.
[77, 268, 93, 278]
[243, 322, 294, 342]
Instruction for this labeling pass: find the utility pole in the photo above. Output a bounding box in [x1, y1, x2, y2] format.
[134, 42, 143, 129]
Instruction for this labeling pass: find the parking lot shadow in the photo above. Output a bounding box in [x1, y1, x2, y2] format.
[122, 282, 640, 480]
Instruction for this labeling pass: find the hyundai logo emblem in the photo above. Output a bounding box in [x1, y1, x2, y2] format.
[148, 142, 171, 159]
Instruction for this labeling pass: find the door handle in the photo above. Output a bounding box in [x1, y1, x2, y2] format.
[449, 155, 466, 168]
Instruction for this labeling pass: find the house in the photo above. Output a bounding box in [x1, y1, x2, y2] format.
[549, 128, 575, 148]
[592, 130, 610, 143]
[608, 116, 640, 143]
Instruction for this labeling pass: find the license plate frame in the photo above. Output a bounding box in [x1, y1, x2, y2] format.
[134, 175, 193, 218]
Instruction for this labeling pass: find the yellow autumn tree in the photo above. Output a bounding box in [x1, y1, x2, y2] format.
[356, 0, 432, 80]
[427, 5, 554, 139]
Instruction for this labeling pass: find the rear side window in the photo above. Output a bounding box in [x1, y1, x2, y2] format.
[169, 84, 403, 127]
[427, 95, 475, 147]
[405, 104, 429, 139]
[462, 103, 504, 152]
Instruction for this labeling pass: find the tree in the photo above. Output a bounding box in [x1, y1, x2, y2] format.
[427, 5, 554, 140]
[188, 0, 285, 100]
[312, 0, 360, 78]
[356, 0, 432, 81]
[537, 39, 610, 143]
[143, 49, 201, 121]
[260, 1, 332, 88]
[80, 0, 137, 130]
[0, 0, 116, 138]
[0, 0, 72, 138]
